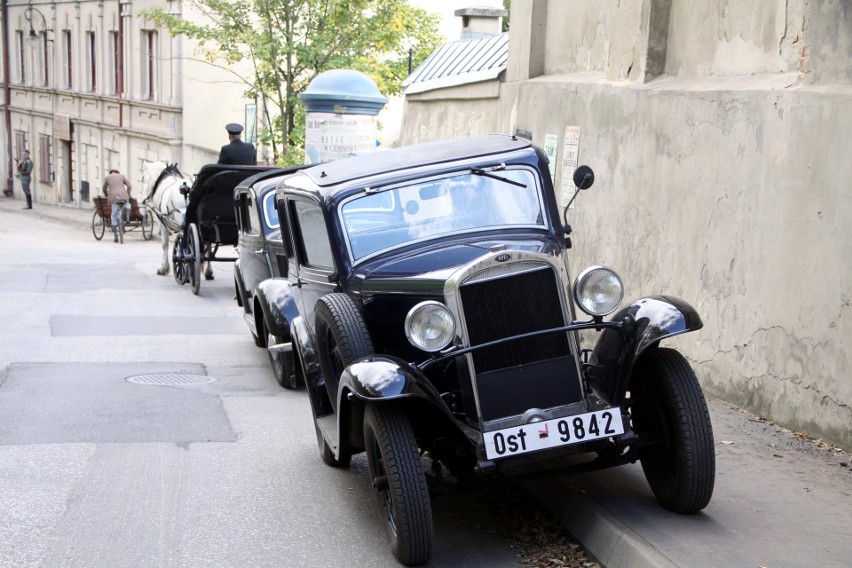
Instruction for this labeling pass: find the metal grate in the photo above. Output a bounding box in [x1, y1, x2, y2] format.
[460, 266, 568, 373]
[126, 373, 216, 386]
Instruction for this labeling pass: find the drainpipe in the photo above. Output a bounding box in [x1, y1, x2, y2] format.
[2, 0, 14, 196]
[118, 0, 124, 127]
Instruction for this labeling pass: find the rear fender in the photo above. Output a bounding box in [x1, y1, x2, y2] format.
[254, 278, 299, 339]
[587, 295, 703, 404]
[233, 260, 247, 310]
[291, 316, 333, 419]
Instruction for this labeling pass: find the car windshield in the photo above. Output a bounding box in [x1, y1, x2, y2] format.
[340, 168, 546, 262]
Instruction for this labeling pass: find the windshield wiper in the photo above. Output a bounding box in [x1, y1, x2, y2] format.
[470, 167, 527, 188]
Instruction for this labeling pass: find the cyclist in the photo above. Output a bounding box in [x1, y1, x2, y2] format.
[102, 169, 133, 243]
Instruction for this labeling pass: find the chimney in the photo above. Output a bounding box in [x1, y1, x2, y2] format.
[455, 6, 508, 40]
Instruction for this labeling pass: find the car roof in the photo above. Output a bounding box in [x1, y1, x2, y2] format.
[301, 134, 531, 188]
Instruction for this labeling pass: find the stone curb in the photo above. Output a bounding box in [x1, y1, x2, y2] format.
[523, 478, 678, 568]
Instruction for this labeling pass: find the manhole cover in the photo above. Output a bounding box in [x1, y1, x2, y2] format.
[126, 373, 216, 386]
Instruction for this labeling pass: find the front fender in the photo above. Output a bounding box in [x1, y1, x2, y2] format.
[340, 355, 441, 402]
[587, 295, 703, 403]
[335, 355, 461, 455]
[255, 278, 300, 339]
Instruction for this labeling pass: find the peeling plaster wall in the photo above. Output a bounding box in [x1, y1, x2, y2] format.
[399, 0, 852, 449]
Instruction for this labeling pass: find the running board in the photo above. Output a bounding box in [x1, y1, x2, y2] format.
[268, 341, 293, 353]
[315, 414, 341, 454]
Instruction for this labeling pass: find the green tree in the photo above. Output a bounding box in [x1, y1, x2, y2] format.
[142, 0, 441, 165]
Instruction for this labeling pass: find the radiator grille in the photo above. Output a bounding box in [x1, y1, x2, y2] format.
[459, 266, 569, 373]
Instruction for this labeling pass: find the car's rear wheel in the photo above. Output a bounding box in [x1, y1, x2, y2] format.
[314, 293, 374, 467]
[631, 347, 715, 513]
[364, 402, 433, 566]
[267, 329, 297, 389]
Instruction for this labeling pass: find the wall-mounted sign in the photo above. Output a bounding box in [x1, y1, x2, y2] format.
[560, 126, 581, 207]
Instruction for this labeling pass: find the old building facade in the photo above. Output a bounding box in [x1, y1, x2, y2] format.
[1, 0, 252, 206]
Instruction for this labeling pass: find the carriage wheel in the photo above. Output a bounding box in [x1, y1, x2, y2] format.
[141, 211, 154, 241]
[116, 211, 125, 244]
[91, 211, 105, 240]
[171, 233, 188, 285]
[188, 224, 202, 295]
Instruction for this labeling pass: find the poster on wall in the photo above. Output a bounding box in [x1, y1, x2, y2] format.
[244, 104, 257, 144]
[543, 134, 559, 184]
[560, 126, 581, 207]
[304, 113, 378, 164]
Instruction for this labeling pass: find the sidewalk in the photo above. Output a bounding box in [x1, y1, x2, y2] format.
[1, 194, 95, 229]
[525, 397, 852, 568]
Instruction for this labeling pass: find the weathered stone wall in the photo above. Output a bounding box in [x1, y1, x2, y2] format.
[400, 0, 852, 449]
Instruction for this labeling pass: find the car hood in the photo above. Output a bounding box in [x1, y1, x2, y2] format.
[351, 237, 559, 296]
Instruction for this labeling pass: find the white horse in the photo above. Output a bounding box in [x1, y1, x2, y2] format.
[140, 162, 195, 277]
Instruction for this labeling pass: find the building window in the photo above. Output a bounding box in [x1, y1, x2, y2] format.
[108, 31, 121, 95]
[15, 131, 28, 160]
[38, 135, 53, 183]
[40, 34, 49, 86]
[85, 32, 96, 92]
[62, 31, 72, 89]
[15, 30, 25, 84]
[141, 30, 157, 101]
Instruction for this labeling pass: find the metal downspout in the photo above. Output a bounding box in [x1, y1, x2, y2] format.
[2, 0, 14, 196]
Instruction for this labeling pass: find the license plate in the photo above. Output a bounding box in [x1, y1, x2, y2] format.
[484, 408, 624, 460]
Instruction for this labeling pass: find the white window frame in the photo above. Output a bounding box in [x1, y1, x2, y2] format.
[141, 30, 157, 101]
[85, 31, 96, 92]
[61, 30, 72, 89]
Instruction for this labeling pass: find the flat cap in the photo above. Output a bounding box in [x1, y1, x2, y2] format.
[23, 149, 30, 154]
[225, 123, 244, 134]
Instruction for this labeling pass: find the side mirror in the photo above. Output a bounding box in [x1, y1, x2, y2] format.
[573, 165, 595, 190]
[563, 166, 596, 249]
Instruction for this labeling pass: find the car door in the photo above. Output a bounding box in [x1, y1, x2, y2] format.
[235, 187, 268, 309]
[284, 197, 338, 335]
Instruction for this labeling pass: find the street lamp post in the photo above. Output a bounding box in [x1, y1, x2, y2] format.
[24, 5, 49, 41]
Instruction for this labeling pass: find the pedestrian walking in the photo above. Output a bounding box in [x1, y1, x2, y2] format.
[217, 123, 257, 165]
[103, 169, 133, 243]
[16, 150, 34, 209]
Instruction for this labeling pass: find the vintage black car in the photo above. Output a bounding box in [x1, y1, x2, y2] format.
[254, 135, 715, 565]
[233, 166, 306, 387]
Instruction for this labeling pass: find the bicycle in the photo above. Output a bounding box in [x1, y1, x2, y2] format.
[112, 199, 129, 244]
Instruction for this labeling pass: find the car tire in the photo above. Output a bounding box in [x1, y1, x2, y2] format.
[267, 330, 297, 389]
[314, 294, 374, 467]
[632, 347, 715, 514]
[364, 402, 433, 566]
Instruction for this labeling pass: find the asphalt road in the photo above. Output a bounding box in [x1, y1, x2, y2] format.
[5, 198, 850, 568]
[0, 207, 527, 567]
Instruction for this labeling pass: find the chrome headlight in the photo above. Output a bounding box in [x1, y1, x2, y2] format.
[573, 266, 624, 317]
[405, 301, 455, 352]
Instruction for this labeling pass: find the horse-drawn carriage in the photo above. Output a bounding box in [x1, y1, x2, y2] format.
[167, 164, 279, 294]
[91, 196, 154, 242]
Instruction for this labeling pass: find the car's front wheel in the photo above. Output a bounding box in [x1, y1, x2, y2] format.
[631, 347, 715, 513]
[314, 293, 374, 467]
[364, 402, 433, 566]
